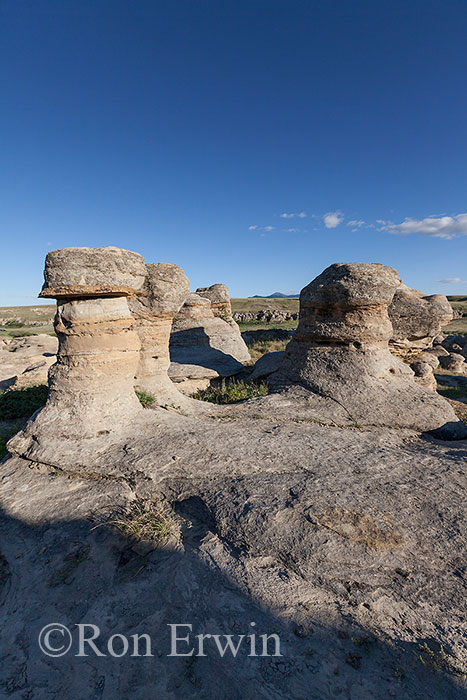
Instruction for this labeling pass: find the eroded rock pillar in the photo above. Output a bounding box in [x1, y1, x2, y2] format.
[130, 263, 190, 406]
[273, 262, 466, 437]
[8, 247, 146, 466]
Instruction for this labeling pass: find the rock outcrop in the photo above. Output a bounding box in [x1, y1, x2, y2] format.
[388, 286, 454, 389]
[0, 334, 58, 390]
[270, 263, 466, 437]
[129, 263, 192, 407]
[170, 292, 250, 388]
[195, 283, 235, 325]
[8, 247, 146, 467]
[389, 285, 453, 357]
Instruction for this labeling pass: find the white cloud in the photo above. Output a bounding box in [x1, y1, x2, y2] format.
[347, 220, 365, 228]
[280, 211, 307, 219]
[263, 225, 275, 232]
[285, 228, 299, 232]
[379, 213, 467, 239]
[248, 225, 258, 230]
[323, 211, 343, 229]
[436, 277, 466, 284]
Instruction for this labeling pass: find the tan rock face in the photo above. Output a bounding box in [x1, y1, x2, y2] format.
[170, 292, 251, 379]
[39, 246, 147, 298]
[273, 263, 465, 437]
[129, 263, 191, 406]
[195, 283, 234, 324]
[8, 248, 145, 467]
[389, 285, 453, 352]
[388, 285, 453, 389]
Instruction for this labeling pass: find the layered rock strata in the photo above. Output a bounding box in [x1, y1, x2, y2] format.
[195, 283, 235, 325]
[8, 247, 146, 466]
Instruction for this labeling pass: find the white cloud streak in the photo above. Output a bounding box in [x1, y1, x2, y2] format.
[280, 211, 307, 219]
[379, 213, 467, 239]
[347, 220, 365, 228]
[436, 277, 466, 284]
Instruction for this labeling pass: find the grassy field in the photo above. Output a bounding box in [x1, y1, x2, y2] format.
[0, 305, 55, 337]
[231, 297, 299, 313]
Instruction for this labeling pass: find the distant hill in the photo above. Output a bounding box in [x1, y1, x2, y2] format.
[251, 292, 298, 299]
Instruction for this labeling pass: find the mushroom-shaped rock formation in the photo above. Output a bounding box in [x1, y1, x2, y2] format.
[169, 292, 250, 388]
[8, 247, 146, 467]
[271, 263, 466, 437]
[128, 263, 193, 407]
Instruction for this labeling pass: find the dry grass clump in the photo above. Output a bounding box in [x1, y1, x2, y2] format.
[109, 499, 177, 543]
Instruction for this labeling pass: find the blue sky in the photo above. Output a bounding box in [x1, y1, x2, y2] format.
[1, 0, 466, 305]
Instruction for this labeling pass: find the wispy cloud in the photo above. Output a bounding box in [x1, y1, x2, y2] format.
[323, 211, 343, 229]
[280, 211, 307, 219]
[379, 213, 467, 239]
[436, 277, 466, 284]
[284, 227, 299, 232]
[249, 224, 275, 232]
[347, 219, 365, 228]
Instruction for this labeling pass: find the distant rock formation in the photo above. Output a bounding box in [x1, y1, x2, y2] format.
[170, 292, 251, 391]
[269, 263, 465, 437]
[195, 283, 235, 325]
[388, 285, 454, 389]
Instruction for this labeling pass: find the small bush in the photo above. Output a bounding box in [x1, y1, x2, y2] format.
[0, 385, 48, 420]
[135, 389, 156, 407]
[193, 379, 269, 404]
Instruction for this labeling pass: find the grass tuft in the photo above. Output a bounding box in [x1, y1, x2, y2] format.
[192, 378, 269, 404]
[109, 499, 176, 543]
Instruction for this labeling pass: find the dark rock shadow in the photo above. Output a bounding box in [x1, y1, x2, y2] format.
[0, 495, 465, 699]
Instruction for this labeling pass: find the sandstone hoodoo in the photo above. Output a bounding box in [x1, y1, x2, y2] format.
[170, 291, 251, 386]
[8, 247, 147, 467]
[271, 262, 466, 437]
[195, 283, 236, 325]
[129, 262, 192, 406]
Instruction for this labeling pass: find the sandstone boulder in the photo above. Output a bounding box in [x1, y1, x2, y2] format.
[195, 283, 236, 325]
[170, 293, 251, 380]
[389, 285, 453, 353]
[439, 352, 466, 374]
